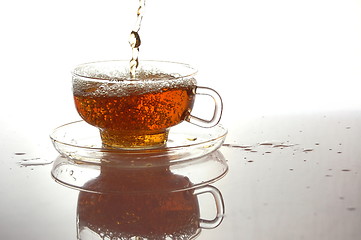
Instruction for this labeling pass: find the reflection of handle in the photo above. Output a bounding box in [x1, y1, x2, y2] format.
[194, 185, 225, 229]
[187, 86, 223, 128]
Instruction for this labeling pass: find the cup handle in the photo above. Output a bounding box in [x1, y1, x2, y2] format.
[186, 86, 223, 128]
[194, 185, 225, 229]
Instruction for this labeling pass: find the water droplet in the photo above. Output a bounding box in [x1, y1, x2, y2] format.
[187, 137, 197, 141]
[18, 158, 53, 167]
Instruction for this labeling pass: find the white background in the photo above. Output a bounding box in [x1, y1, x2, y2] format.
[1, 0, 361, 136]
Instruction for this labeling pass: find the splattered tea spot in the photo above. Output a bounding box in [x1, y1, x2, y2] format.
[347, 207, 356, 211]
[273, 144, 295, 148]
[14, 152, 26, 155]
[259, 142, 273, 146]
[303, 148, 314, 152]
[223, 144, 253, 149]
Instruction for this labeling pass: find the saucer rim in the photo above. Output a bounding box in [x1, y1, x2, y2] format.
[50, 120, 228, 153]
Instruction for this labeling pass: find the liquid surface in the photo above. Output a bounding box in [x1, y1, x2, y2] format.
[74, 86, 195, 131]
[73, 72, 196, 98]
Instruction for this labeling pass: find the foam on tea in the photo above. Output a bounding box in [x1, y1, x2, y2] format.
[72, 66, 197, 98]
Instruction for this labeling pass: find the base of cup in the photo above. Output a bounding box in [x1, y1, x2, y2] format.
[100, 128, 169, 149]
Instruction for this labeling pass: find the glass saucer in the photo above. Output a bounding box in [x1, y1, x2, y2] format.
[50, 120, 227, 165]
[50, 121, 228, 193]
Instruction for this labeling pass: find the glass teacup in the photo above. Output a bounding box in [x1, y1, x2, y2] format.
[72, 60, 222, 149]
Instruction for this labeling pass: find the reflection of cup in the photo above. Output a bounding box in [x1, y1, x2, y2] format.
[77, 185, 224, 240]
[77, 152, 224, 240]
[72, 60, 223, 149]
[76, 159, 224, 239]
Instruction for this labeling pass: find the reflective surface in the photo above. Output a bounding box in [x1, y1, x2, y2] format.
[1, 111, 361, 239]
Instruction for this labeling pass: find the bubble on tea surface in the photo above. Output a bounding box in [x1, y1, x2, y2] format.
[73, 66, 197, 98]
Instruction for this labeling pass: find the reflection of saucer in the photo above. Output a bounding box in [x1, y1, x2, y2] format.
[51, 150, 228, 194]
[50, 120, 227, 164]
